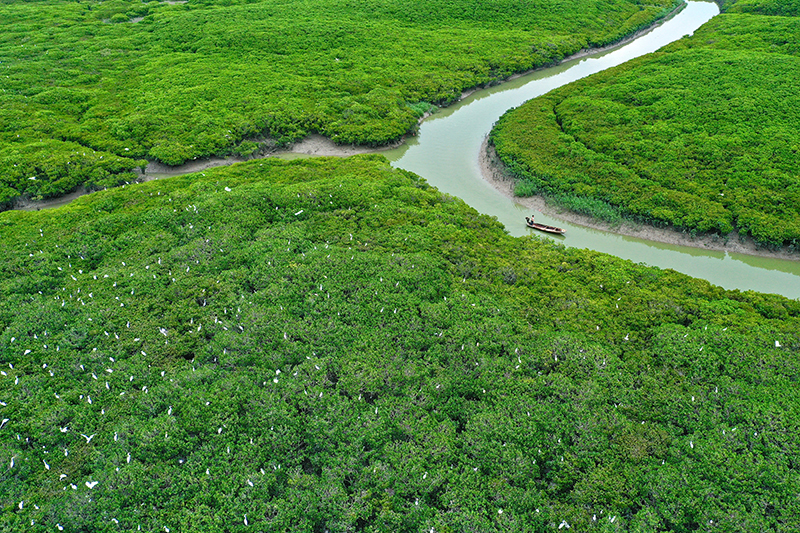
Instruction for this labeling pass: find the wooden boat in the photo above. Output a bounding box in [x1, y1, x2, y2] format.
[525, 216, 565, 235]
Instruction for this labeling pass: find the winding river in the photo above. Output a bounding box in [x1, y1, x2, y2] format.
[18, 0, 800, 299]
[378, 0, 800, 300]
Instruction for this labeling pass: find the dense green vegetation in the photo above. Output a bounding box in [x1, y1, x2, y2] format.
[0, 0, 682, 205]
[1, 157, 799, 531]
[490, 2, 800, 249]
[728, 0, 800, 16]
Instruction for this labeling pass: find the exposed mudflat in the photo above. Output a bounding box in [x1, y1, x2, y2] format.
[141, 134, 398, 176]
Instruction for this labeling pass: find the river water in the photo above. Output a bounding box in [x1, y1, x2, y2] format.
[376, 1, 800, 300]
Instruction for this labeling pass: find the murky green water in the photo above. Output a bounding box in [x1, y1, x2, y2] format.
[380, 1, 800, 300]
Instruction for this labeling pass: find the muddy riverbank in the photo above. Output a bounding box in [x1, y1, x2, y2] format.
[478, 139, 798, 261]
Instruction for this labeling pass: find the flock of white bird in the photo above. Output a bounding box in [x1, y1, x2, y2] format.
[2, 182, 787, 530]
[2, 197, 447, 529]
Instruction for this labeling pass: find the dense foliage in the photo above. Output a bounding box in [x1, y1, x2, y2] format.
[728, 0, 800, 16]
[0, 0, 680, 206]
[1, 157, 799, 531]
[490, 5, 800, 249]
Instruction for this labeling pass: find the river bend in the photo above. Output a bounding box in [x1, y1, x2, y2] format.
[380, 1, 800, 299]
